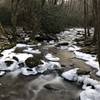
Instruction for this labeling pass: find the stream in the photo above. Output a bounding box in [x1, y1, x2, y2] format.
[0, 28, 99, 100]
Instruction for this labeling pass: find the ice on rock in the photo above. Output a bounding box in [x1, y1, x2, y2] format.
[47, 61, 61, 70]
[86, 60, 99, 70]
[62, 68, 79, 81]
[45, 53, 60, 61]
[36, 60, 61, 73]
[16, 44, 28, 48]
[16, 44, 36, 48]
[25, 37, 30, 41]
[21, 67, 37, 76]
[0, 71, 5, 76]
[36, 61, 48, 73]
[0, 58, 19, 71]
[82, 76, 98, 89]
[23, 49, 41, 54]
[13, 53, 33, 62]
[96, 70, 100, 77]
[74, 50, 99, 71]
[49, 40, 55, 44]
[37, 43, 42, 46]
[74, 51, 96, 61]
[80, 87, 100, 100]
[68, 45, 81, 51]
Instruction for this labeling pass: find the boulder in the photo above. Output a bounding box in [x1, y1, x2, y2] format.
[25, 55, 43, 68]
[14, 47, 26, 53]
[77, 69, 90, 75]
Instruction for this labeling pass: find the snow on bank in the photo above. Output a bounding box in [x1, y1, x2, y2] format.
[74, 51, 96, 61]
[62, 68, 100, 100]
[0, 44, 61, 76]
[74, 51, 99, 72]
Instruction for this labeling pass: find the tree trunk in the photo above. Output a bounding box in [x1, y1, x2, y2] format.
[97, 0, 100, 66]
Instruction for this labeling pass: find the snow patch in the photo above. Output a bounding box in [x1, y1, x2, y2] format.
[62, 68, 79, 81]
[45, 53, 60, 61]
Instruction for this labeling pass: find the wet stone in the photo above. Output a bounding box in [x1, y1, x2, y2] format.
[5, 61, 14, 66]
[0, 54, 3, 57]
[18, 63, 24, 67]
[13, 56, 19, 62]
[14, 47, 26, 53]
[25, 56, 43, 68]
[77, 69, 90, 75]
[56, 42, 69, 47]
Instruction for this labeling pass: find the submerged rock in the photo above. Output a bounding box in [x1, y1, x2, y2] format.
[44, 84, 60, 91]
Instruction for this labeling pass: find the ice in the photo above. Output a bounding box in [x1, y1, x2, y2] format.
[36, 60, 61, 73]
[60, 46, 68, 50]
[62, 68, 100, 100]
[37, 43, 42, 46]
[0, 71, 5, 76]
[23, 49, 41, 54]
[96, 70, 100, 76]
[47, 61, 61, 69]
[74, 51, 96, 61]
[80, 87, 100, 100]
[16, 44, 35, 48]
[36, 61, 48, 73]
[1, 44, 33, 63]
[62, 68, 79, 81]
[45, 53, 60, 61]
[86, 60, 99, 70]
[12, 53, 33, 62]
[16, 44, 28, 48]
[68, 45, 81, 51]
[21, 67, 37, 76]
[49, 40, 55, 44]
[62, 68, 99, 89]
[0, 58, 19, 71]
[25, 37, 30, 41]
[82, 76, 98, 89]
[74, 49, 99, 71]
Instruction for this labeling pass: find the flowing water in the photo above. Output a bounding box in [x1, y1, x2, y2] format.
[0, 71, 82, 100]
[0, 28, 88, 100]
